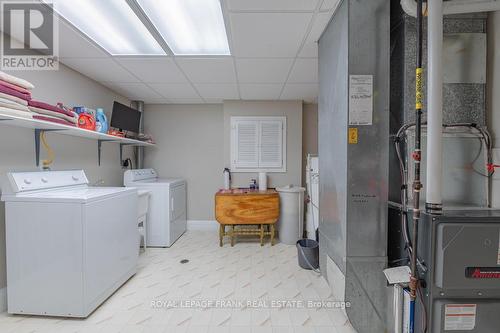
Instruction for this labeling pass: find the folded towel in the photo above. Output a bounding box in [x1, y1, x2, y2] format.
[29, 106, 78, 124]
[0, 82, 30, 100]
[33, 114, 76, 127]
[0, 96, 24, 106]
[0, 100, 29, 112]
[0, 107, 32, 119]
[0, 92, 28, 105]
[0, 84, 31, 101]
[0, 79, 31, 95]
[0, 71, 34, 90]
[28, 100, 75, 118]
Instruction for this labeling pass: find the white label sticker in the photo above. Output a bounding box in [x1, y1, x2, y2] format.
[349, 75, 373, 126]
[444, 304, 477, 331]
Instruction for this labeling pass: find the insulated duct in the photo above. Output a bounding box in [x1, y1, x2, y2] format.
[131, 100, 145, 169]
[401, 0, 500, 17]
[426, 0, 444, 213]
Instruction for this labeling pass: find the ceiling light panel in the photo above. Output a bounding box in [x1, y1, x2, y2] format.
[136, 0, 231, 55]
[46, 0, 166, 55]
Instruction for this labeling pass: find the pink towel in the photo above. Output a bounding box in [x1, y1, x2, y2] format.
[0, 84, 31, 101]
[28, 100, 75, 118]
[33, 115, 76, 127]
[29, 106, 78, 124]
[0, 80, 31, 95]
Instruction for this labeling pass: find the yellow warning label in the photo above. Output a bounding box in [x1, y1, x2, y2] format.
[349, 128, 358, 144]
[416, 67, 423, 110]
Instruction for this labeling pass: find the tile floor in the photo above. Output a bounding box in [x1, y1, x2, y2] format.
[0, 231, 357, 333]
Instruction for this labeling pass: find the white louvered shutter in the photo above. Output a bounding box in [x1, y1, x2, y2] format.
[259, 120, 283, 168]
[233, 120, 259, 168]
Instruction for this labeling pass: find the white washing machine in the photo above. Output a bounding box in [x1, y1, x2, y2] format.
[124, 169, 186, 247]
[1, 170, 139, 318]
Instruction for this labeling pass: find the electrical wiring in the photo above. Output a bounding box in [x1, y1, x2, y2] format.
[417, 284, 428, 333]
[41, 131, 55, 170]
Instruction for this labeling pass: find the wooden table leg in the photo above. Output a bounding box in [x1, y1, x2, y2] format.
[219, 224, 225, 247]
[260, 224, 264, 246]
[270, 224, 275, 246]
[230, 225, 235, 247]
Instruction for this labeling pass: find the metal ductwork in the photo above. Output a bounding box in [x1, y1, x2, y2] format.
[131, 100, 145, 169]
[401, 0, 500, 17]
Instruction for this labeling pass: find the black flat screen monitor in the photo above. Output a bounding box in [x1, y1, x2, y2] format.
[110, 101, 141, 133]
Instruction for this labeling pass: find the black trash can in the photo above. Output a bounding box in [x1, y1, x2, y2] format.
[296, 239, 319, 270]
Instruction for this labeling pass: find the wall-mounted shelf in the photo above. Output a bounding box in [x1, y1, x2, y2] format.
[0, 112, 155, 166]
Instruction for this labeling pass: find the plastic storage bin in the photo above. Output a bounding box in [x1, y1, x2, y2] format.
[276, 185, 306, 245]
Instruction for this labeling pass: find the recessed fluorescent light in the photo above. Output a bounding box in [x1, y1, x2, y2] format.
[135, 0, 231, 56]
[46, 0, 166, 55]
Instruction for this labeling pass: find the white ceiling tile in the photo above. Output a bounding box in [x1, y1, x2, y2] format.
[194, 84, 239, 99]
[58, 21, 108, 58]
[145, 98, 172, 104]
[281, 83, 319, 102]
[204, 98, 225, 104]
[100, 82, 163, 101]
[227, 0, 319, 11]
[236, 58, 294, 83]
[176, 58, 237, 83]
[298, 12, 333, 58]
[239, 84, 283, 100]
[230, 13, 312, 57]
[148, 83, 200, 99]
[60, 58, 139, 83]
[288, 58, 318, 83]
[320, 0, 342, 12]
[298, 43, 318, 58]
[168, 98, 205, 104]
[115, 57, 187, 83]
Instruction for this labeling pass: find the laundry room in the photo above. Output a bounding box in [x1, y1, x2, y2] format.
[1, 1, 500, 333]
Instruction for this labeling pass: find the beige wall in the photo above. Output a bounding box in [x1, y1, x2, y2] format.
[144, 101, 312, 221]
[223, 100, 303, 188]
[0, 64, 131, 298]
[143, 104, 224, 220]
[302, 103, 318, 187]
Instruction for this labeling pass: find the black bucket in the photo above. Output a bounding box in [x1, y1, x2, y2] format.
[296, 239, 319, 271]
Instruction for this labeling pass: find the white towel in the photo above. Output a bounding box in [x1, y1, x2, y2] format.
[0, 71, 34, 90]
[0, 100, 29, 112]
[28, 106, 78, 124]
[0, 107, 32, 119]
[0, 92, 28, 106]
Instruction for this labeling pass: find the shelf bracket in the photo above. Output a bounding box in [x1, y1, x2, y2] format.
[34, 129, 65, 167]
[97, 139, 119, 166]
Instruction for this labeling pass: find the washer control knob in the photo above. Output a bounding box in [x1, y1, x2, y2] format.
[41, 178, 48, 183]
[24, 179, 32, 185]
[72, 176, 79, 181]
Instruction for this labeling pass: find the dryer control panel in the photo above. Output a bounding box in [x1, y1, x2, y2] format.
[124, 169, 157, 183]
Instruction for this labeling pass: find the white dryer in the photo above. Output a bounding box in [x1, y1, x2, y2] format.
[124, 169, 186, 247]
[1, 170, 139, 317]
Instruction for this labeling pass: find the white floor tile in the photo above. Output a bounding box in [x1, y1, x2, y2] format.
[0, 231, 353, 333]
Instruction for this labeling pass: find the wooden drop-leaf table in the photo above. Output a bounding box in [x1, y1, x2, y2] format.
[215, 189, 280, 246]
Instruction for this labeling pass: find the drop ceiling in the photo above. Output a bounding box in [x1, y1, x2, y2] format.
[55, 0, 338, 104]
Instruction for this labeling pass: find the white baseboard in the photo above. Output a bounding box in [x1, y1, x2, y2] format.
[187, 220, 218, 231]
[0, 287, 6, 313]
